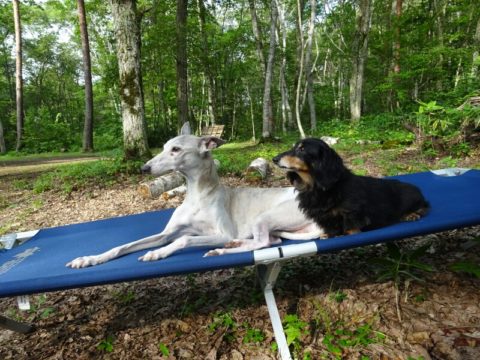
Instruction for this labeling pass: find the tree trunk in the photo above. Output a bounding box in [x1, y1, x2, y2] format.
[262, 0, 278, 138]
[349, 0, 372, 122]
[77, 0, 94, 152]
[277, 0, 292, 133]
[13, 0, 23, 152]
[248, 0, 266, 72]
[471, 16, 480, 79]
[391, 0, 402, 109]
[197, 0, 216, 125]
[304, 0, 317, 131]
[392, 0, 402, 74]
[294, 0, 306, 138]
[245, 82, 256, 141]
[110, 0, 150, 160]
[176, 0, 189, 127]
[433, 0, 445, 91]
[0, 120, 6, 153]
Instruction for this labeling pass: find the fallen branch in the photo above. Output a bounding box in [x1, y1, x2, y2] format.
[161, 185, 187, 200]
[246, 157, 270, 179]
[137, 172, 185, 199]
[138, 159, 220, 199]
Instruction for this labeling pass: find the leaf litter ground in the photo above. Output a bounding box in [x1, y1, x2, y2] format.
[0, 155, 479, 359]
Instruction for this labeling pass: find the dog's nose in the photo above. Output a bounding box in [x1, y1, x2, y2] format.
[141, 164, 151, 174]
[272, 155, 280, 164]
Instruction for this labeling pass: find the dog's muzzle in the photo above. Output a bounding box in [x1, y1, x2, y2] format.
[272, 155, 281, 165]
[141, 164, 151, 174]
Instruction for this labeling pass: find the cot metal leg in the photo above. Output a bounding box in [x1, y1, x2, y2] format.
[257, 262, 292, 360]
[0, 315, 34, 333]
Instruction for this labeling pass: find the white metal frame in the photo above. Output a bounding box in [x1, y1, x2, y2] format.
[254, 241, 319, 360]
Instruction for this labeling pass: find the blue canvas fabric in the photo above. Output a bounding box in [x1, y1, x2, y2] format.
[0, 170, 479, 298]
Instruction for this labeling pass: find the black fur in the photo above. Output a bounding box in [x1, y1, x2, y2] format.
[273, 138, 430, 237]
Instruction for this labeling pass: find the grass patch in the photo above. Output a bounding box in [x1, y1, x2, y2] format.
[32, 157, 144, 194]
[213, 140, 293, 175]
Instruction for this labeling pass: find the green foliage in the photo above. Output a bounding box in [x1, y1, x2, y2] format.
[113, 289, 136, 304]
[314, 115, 415, 145]
[409, 99, 480, 156]
[1, 0, 477, 155]
[157, 342, 170, 357]
[313, 300, 384, 358]
[213, 140, 293, 176]
[243, 326, 265, 344]
[32, 157, 143, 194]
[449, 237, 480, 278]
[209, 311, 237, 343]
[322, 323, 385, 358]
[283, 314, 309, 353]
[371, 242, 433, 284]
[329, 291, 347, 304]
[449, 261, 480, 278]
[97, 336, 115, 353]
[6, 295, 55, 322]
[415, 100, 449, 136]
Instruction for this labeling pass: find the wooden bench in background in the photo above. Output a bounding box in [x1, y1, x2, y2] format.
[201, 124, 225, 138]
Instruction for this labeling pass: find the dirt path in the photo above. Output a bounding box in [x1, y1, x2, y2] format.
[0, 156, 101, 177]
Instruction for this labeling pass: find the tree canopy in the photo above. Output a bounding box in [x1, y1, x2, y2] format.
[0, 0, 478, 155]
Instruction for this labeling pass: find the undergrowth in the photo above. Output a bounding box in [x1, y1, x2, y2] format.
[32, 157, 143, 194]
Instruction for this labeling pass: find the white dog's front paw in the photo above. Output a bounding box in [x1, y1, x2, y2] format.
[139, 250, 165, 262]
[66, 256, 102, 268]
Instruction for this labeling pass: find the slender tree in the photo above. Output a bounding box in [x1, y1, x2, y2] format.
[262, 0, 278, 138]
[470, 13, 480, 79]
[77, 0, 94, 152]
[277, 0, 293, 133]
[304, 0, 317, 131]
[197, 0, 216, 126]
[248, 0, 266, 71]
[349, 0, 372, 121]
[12, 0, 23, 151]
[0, 120, 5, 153]
[294, 0, 306, 138]
[110, 0, 150, 159]
[389, 0, 403, 109]
[176, 0, 189, 127]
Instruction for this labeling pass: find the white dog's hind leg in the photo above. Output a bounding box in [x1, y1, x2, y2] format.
[204, 222, 278, 256]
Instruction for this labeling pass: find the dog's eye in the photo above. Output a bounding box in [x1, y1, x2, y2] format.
[171, 147, 181, 153]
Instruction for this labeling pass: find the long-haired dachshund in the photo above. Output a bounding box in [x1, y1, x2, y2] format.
[273, 138, 430, 238]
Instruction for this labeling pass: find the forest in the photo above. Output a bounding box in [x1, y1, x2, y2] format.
[0, 0, 479, 158]
[1, 2, 480, 359]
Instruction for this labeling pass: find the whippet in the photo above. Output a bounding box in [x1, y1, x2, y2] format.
[66, 124, 323, 268]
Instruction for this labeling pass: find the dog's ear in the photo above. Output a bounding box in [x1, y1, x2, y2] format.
[180, 122, 192, 136]
[199, 136, 226, 153]
[312, 143, 345, 190]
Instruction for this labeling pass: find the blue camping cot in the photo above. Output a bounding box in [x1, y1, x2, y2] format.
[1, 169, 479, 360]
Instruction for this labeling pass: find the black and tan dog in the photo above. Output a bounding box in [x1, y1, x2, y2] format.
[273, 138, 430, 238]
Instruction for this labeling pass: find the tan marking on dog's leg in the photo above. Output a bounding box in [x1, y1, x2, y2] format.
[345, 228, 361, 235]
[403, 212, 421, 221]
[224, 240, 244, 248]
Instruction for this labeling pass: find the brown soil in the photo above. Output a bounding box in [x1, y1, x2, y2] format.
[0, 156, 479, 360]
